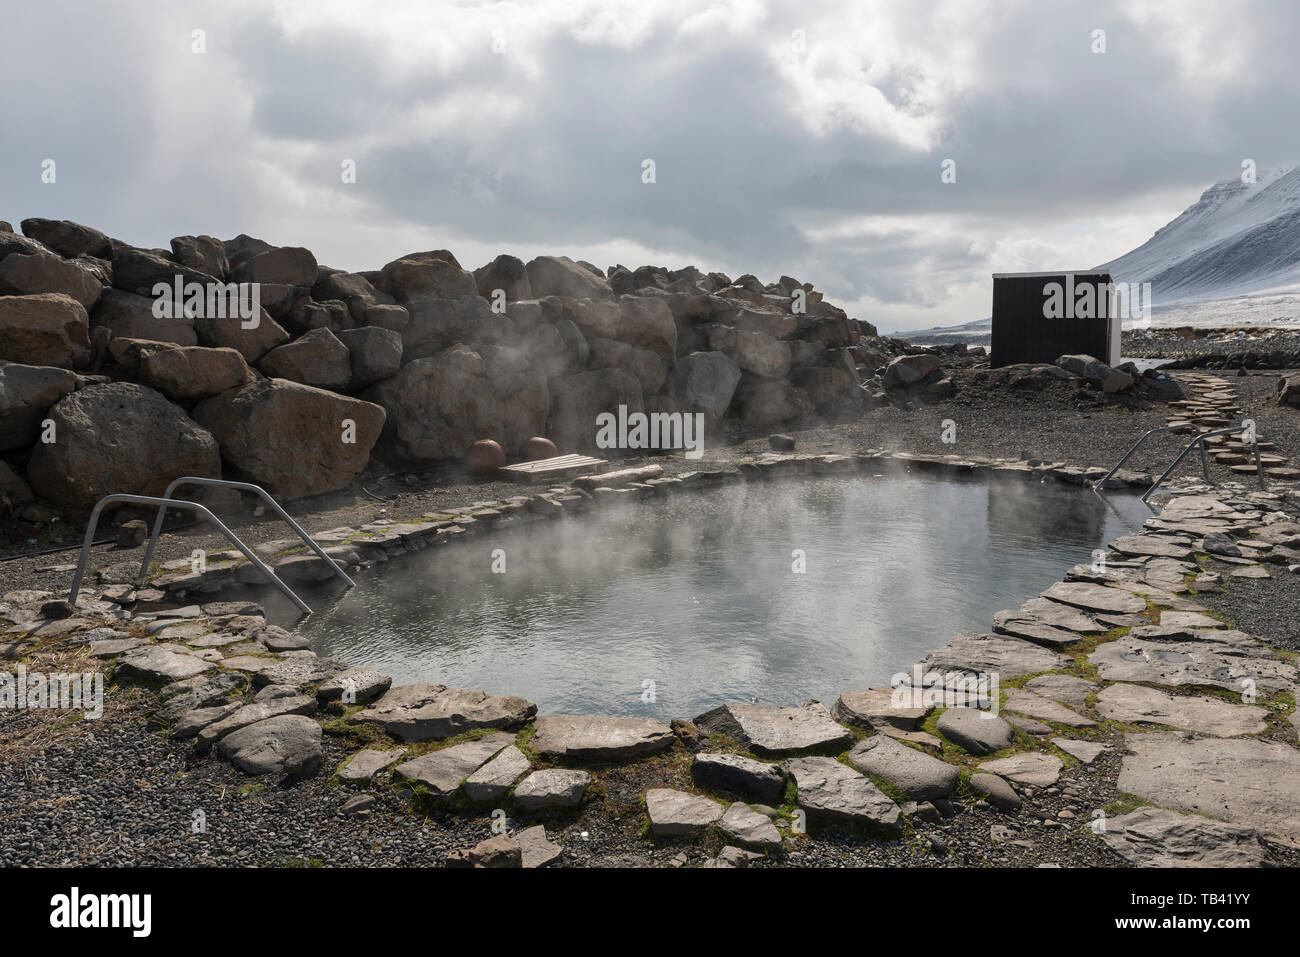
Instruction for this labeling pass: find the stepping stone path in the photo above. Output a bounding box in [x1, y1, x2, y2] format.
[1039, 581, 1148, 615]
[462, 745, 531, 802]
[216, 714, 324, 777]
[847, 734, 959, 801]
[1094, 683, 1269, 736]
[1167, 374, 1293, 478]
[916, 632, 1071, 680]
[1100, 807, 1269, 868]
[337, 748, 407, 783]
[1090, 631, 1297, 693]
[517, 825, 562, 868]
[1119, 732, 1300, 847]
[1002, 689, 1095, 728]
[116, 645, 214, 682]
[194, 695, 318, 753]
[8, 452, 1298, 870]
[392, 733, 514, 798]
[1052, 738, 1107, 764]
[935, 707, 1014, 755]
[1000, 598, 1103, 632]
[512, 769, 591, 810]
[990, 616, 1083, 649]
[978, 751, 1063, 787]
[719, 803, 782, 850]
[694, 702, 853, 755]
[646, 788, 724, 836]
[832, 687, 929, 730]
[353, 683, 537, 741]
[316, 666, 392, 705]
[254, 656, 351, 688]
[783, 756, 902, 833]
[691, 753, 787, 802]
[1023, 674, 1097, 709]
[530, 714, 675, 760]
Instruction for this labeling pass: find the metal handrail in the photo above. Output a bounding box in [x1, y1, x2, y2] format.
[1091, 424, 1189, 491]
[67, 494, 311, 616]
[138, 477, 354, 589]
[1142, 424, 1266, 503]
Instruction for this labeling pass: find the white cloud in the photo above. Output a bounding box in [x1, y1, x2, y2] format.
[1, 0, 1298, 331]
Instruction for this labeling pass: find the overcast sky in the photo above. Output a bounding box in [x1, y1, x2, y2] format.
[3, 0, 1298, 331]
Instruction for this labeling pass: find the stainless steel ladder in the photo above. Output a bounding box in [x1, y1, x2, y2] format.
[1092, 421, 1267, 502]
[67, 479, 353, 616]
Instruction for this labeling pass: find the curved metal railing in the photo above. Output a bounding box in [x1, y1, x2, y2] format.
[67, 493, 312, 615]
[138, 477, 354, 589]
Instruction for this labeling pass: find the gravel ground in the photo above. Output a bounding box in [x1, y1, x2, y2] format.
[1196, 561, 1300, 653]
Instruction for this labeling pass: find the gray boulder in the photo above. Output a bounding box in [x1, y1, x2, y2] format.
[217, 714, 325, 777]
[525, 256, 612, 300]
[192, 378, 385, 500]
[0, 250, 103, 309]
[20, 218, 112, 258]
[27, 382, 221, 516]
[0, 362, 78, 450]
[0, 293, 91, 368]
[337, 326, 402, 387]
[91, 289, 198, 347]
[231, 246, 317, 286]
[258, 328, 352, 391]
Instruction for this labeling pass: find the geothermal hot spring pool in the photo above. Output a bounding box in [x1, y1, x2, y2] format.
[289, 474, 1152, 720]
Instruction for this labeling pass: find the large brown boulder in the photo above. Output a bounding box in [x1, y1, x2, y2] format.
[170, 235, 230, 279]
[548, 368, 644, 453]
[0, 362, 79, 450]
[193, 378, 386, 500]
[586, 336, 667, 393]
[724, 328, 792, 378]
[0, 293, 91, 368]
[110, 246, 217, 297]
[26, 382, 221, 516]
[525, 256, 612, 300]
[312, 271, 392, 322]
[231, 246, 317, 286]
[562, 295, 675, 360]
[19, 218, 112, 259]
[399, 295, 494, 362]
[0, 250, 103, 309]
[91, 289, 198, 346]
[337, 327, 403, 387]
[365, 345, 548, 461]
[794, 366, 862, 415]
[192, 307, 290, 363]
[222, 234, 274, 271]
[376, 255, 477, 302]
[257, 328, 352, 391]
[134, 343, 256, 404]
[668, 351, 741, 424]
[732, 377, 811, 429]
[474, 254, 533, 301]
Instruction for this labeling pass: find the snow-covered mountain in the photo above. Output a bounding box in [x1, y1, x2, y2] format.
[1097, 165, 1300, 302]
[895, 166, 1300, 340]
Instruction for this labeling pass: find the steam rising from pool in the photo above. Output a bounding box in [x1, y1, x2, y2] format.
[293, 475, 1151, 719]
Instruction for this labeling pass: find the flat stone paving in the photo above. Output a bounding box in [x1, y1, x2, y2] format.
[5, 447, 1299, 869]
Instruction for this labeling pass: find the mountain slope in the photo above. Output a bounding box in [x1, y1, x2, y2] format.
[1097, 165, 1300, 302]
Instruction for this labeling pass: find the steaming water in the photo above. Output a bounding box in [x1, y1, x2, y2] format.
[293, 475, 1152, 720]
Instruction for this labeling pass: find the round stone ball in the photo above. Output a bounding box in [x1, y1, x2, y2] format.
[466, 439, 506, 476]
[521, 436, 559, 461]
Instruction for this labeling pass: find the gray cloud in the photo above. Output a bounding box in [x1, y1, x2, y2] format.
[2, 0, 1299, 330]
